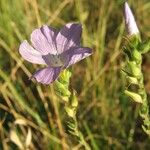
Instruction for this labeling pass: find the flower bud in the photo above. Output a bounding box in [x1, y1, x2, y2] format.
[59, 70, 71, 84]
[124, 2, 139, 36]
[125, 90, 143, 103]
[132, 50, 142, 63]
[65, 106, 76, 118]
[128, 61, 141, 77]
[126, 76, 138, 84]
[70, 90, 78, 107]
[54, 81, 71, 102]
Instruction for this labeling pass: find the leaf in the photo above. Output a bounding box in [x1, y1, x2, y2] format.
[15, 119, 27, 126]
[25, 128, 32, 148]
[10, 130, 23, 149]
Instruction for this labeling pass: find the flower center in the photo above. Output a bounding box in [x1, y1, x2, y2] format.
[47, 54, 64, 67]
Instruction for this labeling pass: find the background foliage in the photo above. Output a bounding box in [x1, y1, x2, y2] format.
[0, 0, 150, 149]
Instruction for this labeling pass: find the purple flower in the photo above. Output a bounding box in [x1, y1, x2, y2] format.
[19, 23, 92, 84]
[124, 2, 139, 35]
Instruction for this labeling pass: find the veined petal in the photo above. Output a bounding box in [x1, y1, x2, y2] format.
[56, 23, 82, 54]
[31, 67, 61, 84]
[41, 25, 58, 49]
[62, 47, 92, 68]
[31, 25, 57, 55]
[124, 2, 139, 35]
[19, 40, 46, 65]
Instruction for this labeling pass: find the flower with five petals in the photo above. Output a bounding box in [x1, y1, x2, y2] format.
[19, 23, 92, 84]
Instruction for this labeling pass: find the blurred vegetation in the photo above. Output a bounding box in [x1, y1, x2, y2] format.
[0, 0, 150, 149]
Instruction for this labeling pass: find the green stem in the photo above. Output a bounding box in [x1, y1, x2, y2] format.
[138, 73, 150, 131]
[123, 36, 150, 135]
[55, 70, 91, 149]
[72, 116, 91, 150]
[134, 53, 150, 132]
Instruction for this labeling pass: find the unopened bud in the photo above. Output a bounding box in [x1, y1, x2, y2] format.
[55, 81, 71, 102]
[128, 61, 141, 77]
[124, 2, 139, 36]
[132, 50, 142, 63]
[125, 90, 143, 103]
[70, 90, 78, 107]
[65, 106, 76, 118]
[126, 76, 138, 84]
[59, 70, 71, 84]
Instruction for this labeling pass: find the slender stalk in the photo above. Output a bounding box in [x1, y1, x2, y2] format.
[51, 89, 68, 150]
[73, 117, 91, 150]
[138, 68, 150, 133]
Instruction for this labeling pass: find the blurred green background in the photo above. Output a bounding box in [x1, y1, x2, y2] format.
[0, 0, 150, 149]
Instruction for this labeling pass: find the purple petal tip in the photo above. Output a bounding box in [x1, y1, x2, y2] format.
[124, 2, 139, 35]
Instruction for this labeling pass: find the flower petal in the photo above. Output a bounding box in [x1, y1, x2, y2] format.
[31, 25, 58, 55]
[56, 23, 82, 53]
[62, 47, 92, 68]
[19, 40, 46, 65]
[31, 67, 61, 84]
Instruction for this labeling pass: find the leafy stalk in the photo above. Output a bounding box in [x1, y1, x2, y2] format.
[54, 70, 91, 149]
[123, 35, 150, 135]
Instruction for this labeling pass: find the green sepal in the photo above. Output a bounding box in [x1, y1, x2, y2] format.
[65, 106, 76, 118]
[127, 34, 141, 47]
[68, 129, 78, 136]
[123, 34, 140, 53]
[126, 76, 138, 85]
[70, 90, 78, 107]
[122, 46, 132, 59]
[138, 38, 150, 54]
[55, 81, 71, 97]
[124, 90, 143, 103]
[139, 105, 149, 118]
[121, 69, 133, 77]
[131, 50, 142, 64]
[58, 70, 72, 85]
[142, 125, 150, 136]
[66, 121, 76, 130]
[127, 61, 141, 77]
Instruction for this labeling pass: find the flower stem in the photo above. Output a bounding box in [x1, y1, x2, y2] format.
[55, 70, 91, 149]
[123, 35, 150, 135]
[68, 115, 91, 150]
